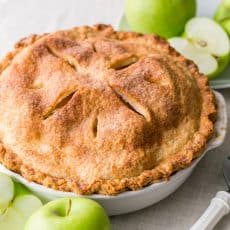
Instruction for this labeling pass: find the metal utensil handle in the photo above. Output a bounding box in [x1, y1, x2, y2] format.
[190, 191, 230, 230]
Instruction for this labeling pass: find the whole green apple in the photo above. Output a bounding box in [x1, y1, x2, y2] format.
[125, 0, 196, 38]
[214, 1, 230, 35]
[25, 198, 111, 230]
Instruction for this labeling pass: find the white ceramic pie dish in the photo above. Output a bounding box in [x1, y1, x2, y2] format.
[0, 91, 226, 216]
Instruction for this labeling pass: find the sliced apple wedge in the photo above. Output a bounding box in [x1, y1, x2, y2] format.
[13, 195, 43, 219]
[0, 173, 14, 214]
[0, 207, 24, 230]
[0, 174, 43, 230]
[183, 44, 218, 76]
[0, 194, 42, 230]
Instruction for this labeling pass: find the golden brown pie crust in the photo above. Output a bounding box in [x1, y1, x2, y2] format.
[0, 25, 216, 195]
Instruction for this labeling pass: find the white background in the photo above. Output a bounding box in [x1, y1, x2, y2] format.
[0, 0, 220, 57]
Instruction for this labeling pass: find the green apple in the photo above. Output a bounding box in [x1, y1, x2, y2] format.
[223, 0, 230, 8]
[13, 194, 43, 219]
[25, 198, 111, 230]
[185, 18, 230, 56]
[0, 173, 14, 214]
[0, 195, 43, 230]
[14, 181, 31, 197]
[214, 0, 230, 35]
[169, 17, 230, 79]
[0, 173, 43, 230]
[184, 17, 230, 79]
[124, 0, 196, 38]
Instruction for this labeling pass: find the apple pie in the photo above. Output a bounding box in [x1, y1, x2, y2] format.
[0, 25, 216, 195]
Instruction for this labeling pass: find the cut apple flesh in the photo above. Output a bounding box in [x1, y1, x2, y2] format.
[0, 194, 42, 230]
[185, 17, 230, 56]
[190, 54, 217, 76]
[13, 195, 43, 219]
[0, 173, 43, 230]
[0, 173, 14, 214]
[168, 37, 190, 54]
[169, 37, 218, 76]
[0, 207, 24, 230]
[183, 44, 218, 75]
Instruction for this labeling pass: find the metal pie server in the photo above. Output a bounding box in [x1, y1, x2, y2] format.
[190, 156, 230, 230]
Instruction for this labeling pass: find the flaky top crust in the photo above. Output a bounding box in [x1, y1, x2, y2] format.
[0, 25, 216, 195]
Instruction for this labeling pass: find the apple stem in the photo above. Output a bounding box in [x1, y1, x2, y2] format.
[66, 199, 72, 216]
[0, 200, 13, 216]
[0, 208, 6, 216]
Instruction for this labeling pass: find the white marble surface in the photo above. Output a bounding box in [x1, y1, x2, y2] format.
[0, 0, 124, 57]
[0, 0, 229, 229]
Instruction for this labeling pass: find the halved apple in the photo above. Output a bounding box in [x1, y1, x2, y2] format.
[169, 17, 230, 79]
[0, 207, 24, 230]
[0, 174, 43, 230]
[13, 195, 43, 219]
[185, 17, 230, 57]
[0, 195, 42, 230]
